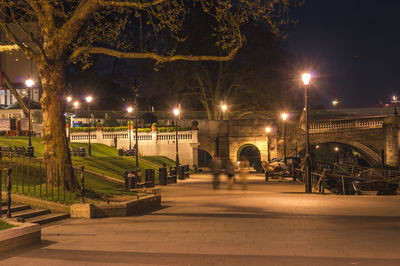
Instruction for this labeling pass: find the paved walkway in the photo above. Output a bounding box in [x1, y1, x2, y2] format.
[1, 173, 400, 265]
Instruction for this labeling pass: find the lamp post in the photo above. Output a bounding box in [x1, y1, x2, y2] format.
[25, 79, 34, 156]
[221, 103, 229, 159]
[334, 146, 339, 163]
[127, 107, 133, 150]
[391, 95, 399, 115]
[265, 127, 271, 162]
[302, 72, 312, 193]
[66, 96, 73, 143]
[85, 96, 93, 156]
[173, 107, 180, 171]
[332, 99, 339, 108]
[133, 81, 139, 172]
[281, 113, 288, 164]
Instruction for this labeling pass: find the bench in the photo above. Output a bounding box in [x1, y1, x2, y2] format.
[72, 147, 86, 157]
[14, 146, 26, 156]
[0, 146, 12, 158]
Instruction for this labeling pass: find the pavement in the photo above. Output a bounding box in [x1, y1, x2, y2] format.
[1, 173, 400, 265]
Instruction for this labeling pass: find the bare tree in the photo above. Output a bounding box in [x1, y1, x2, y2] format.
[0, 0, 298, 187]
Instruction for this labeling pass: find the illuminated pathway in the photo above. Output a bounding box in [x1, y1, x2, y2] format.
[1, 173, 400, 265]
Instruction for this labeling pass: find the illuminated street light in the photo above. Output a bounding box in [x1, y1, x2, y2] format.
[281, 112, 288, 164]
[67, 96, 72, 103]
[391, 95, 399, 115]
[302, 72, 312, 193]
[25, 79, 34, 156]
[334, 146, 339, 163]
[173, 107, 181, 175]
[85, 96, 93, 156]
[73, 101, 79, 108]
[332, 99, 339, 107]
[220, 103, 230, 159]
[266, 127, 271, 162]
[127, 106, 133, 150]
[301, 73, 311, 85]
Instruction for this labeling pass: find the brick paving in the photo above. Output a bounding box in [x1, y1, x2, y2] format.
[1, 173, 400, 265]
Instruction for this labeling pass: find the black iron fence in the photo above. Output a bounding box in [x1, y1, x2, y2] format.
[0, 154, 84, 205]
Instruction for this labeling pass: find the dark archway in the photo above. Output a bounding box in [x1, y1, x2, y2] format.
[198, 149, 212, 167]
[304, 142, 375, 167]
[237, 144, 262, 172]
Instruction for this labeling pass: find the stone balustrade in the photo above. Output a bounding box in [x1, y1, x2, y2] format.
[69, 129, 199, 166]
[309, 117, 384, 132]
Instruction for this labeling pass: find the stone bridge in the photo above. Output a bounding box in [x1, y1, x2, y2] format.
[194, 115, 399, 168]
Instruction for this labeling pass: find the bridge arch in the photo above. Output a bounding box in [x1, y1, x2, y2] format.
[308, 138, 381, 166]
[236, 144, 263, 171]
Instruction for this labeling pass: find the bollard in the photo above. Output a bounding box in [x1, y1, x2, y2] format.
[7, 168, 12, 218]
[178, 166, 185, 180]
[80, 166, 85, 203]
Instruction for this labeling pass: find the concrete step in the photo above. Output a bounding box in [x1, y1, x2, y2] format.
[12, 208, 51, 219]
[1, 204, 30, 214]
[26, 213, 70, 225]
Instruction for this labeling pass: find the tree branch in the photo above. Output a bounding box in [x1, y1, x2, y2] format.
[68, 44, 242, 64]
[0, 21, 36, 59]
[94, 0, 165, 8]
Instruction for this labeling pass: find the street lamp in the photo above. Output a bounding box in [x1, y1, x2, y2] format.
[25, 79, 34, 156]
[334, 146, 339, 163]
[281, 112, 288, 164]
[391, 95, 399, 115]
[266, 127, 271, 162]
[173, 107, 180, 172]
[220, 103, 229, 159]
[127, 107, 133, 150]
[85, 96, 93, 156]
[332, 99, 339, 107]
[302, 72, 312, 193]
[67, 96, 72, 103]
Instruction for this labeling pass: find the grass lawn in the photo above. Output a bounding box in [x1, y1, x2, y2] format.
[0, 137, 177, 194]
[0, 221, 14, 230]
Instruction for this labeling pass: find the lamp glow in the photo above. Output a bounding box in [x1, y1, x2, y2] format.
[173, 108, 180, 117]
[67, 96, 72, 103]
[127, 107, 133, 113]
[334, 147, 339, 152]
[281, 112, 288, 121]
[266, 127, 271, 133]
[25, 79, 34, 88]
[332, 99, 339, 106]
[301, 73, 311, 85]
[221, 104, 227, 112]
[85, 96, 93, 103]
[73, 101, 79, 108]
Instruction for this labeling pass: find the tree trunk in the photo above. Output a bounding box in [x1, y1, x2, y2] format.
[39, 62, 75, 189]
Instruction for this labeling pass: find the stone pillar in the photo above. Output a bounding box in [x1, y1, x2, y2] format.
[384, 116, 399, 167]
[96, 128, 103, 144]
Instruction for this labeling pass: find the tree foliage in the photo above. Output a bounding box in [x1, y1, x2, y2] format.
[0, 0, 300, 186]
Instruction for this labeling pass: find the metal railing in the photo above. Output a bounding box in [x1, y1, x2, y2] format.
[0, 154, 84, 205]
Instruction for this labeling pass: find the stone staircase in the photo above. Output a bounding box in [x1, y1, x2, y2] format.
[1, 201, 69, 225]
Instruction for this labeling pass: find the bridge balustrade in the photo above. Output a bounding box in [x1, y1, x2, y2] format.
[309, 117, 384, 132]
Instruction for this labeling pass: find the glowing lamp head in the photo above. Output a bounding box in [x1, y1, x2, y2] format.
[73, 101, 79, 108]
[25, 79, 34, 88]
[334, 147, 339, 152]
[332, 99, 339, 106]
[316, 145, 320, 149]
[301, 73, 311, 85]
[265, 127, 271, 133]
[85, 96, 93, 103]
[221, 104, 227, 112]
[127, 107, 133, 113]
[393, 95, 398, 101]
[281, 112, 288, 121]
[67, 96, 72, 103]
[173, 108, 180, 117]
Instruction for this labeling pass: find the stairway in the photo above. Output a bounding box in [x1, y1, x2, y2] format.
[1, 201, 70, 225]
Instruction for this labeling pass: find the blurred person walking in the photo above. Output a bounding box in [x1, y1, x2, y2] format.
[225, 159, 235, 189]
[210, 154, 222, 189]
[239, 157, 250, 189]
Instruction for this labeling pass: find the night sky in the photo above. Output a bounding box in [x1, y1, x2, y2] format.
[286, 0, 400, 108]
